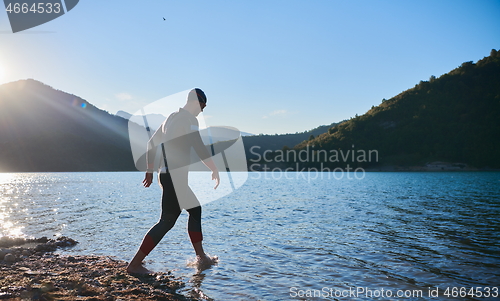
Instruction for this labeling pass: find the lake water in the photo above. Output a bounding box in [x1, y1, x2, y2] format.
[1, 171, 499, 300]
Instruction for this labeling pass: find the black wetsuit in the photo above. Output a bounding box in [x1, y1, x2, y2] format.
[139, 108, 211, 255]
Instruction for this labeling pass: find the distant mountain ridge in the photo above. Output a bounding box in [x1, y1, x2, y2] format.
[242, 122, 340, 161]
[117, 110, 255, 137]
[0, 80, 320, 172]
[0, 79, 136, 171]
[117, 110, 167, 134]
[1, 50, 498, 171]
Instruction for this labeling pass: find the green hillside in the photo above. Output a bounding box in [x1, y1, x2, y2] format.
[2, 50, 499, 172]
[290, 49, 500, 169]
[242, 122, 339, 159]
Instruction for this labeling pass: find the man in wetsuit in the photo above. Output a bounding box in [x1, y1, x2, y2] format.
[127, 88, 220, 274]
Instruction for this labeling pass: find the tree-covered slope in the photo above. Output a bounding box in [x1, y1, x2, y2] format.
[242, 122, 339, 161]
[294, 49, 500, 169]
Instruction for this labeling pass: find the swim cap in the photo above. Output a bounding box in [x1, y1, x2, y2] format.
[189, 88, 207, 104]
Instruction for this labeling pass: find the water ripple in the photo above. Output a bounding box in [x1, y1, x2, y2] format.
[0, 171, 499, 300]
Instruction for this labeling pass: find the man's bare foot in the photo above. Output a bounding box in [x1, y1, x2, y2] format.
[126, 263, 153, 274]
[196, 254, 218, 271]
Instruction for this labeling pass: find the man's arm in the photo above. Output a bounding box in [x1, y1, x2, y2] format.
[144, 124, 165, 187]
[143, 172, 153, 187]
[190, 128, 220, 189]
[203, 157, 220, 189]
[143, 139, 156, 187]
[146, 128, 162, 173]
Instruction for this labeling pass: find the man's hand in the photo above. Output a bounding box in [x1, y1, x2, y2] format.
[143, 172, 153, 187]
[212, 170, 220, 189]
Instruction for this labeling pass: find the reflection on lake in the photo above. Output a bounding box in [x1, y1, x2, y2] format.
[1, 171, 499, 300]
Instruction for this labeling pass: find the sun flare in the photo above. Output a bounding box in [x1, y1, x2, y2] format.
[0, 64, 5, 82]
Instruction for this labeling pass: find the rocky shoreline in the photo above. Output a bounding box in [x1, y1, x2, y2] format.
[0, 237, 194, 300]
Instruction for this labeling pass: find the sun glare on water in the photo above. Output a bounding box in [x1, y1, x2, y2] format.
[0, 173, 15, 185]
[0, 173, 25, 238]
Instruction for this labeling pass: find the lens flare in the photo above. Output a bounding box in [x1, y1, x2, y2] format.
[0, 63, 4, 82]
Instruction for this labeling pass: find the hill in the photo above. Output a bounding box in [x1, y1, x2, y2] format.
[3, 49, 498, 172]
[290, 49, 500, 169]
[242, 122, 339, 161]
[0, 79, 136, 171]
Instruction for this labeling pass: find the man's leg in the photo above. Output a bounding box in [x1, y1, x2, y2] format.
[186, 205, 217, 270]
[127, 212, 180, 273]
[127, 250, 150, 274]
[127, 172, 180, 274]
[187, 206, 205, 257]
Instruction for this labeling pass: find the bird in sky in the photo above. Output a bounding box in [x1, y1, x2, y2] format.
[163, 17, 166, 21]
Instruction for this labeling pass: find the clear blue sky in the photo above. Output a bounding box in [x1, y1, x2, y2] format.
[1, 1, 499, 134]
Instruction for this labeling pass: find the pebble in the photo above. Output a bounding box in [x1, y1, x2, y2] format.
[0, 248, 185, 300]
[0, 292, 14, 299]
[4, 253, 16, 263]
[0, 249, 12, 260]
[41, 282, 55, 292]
